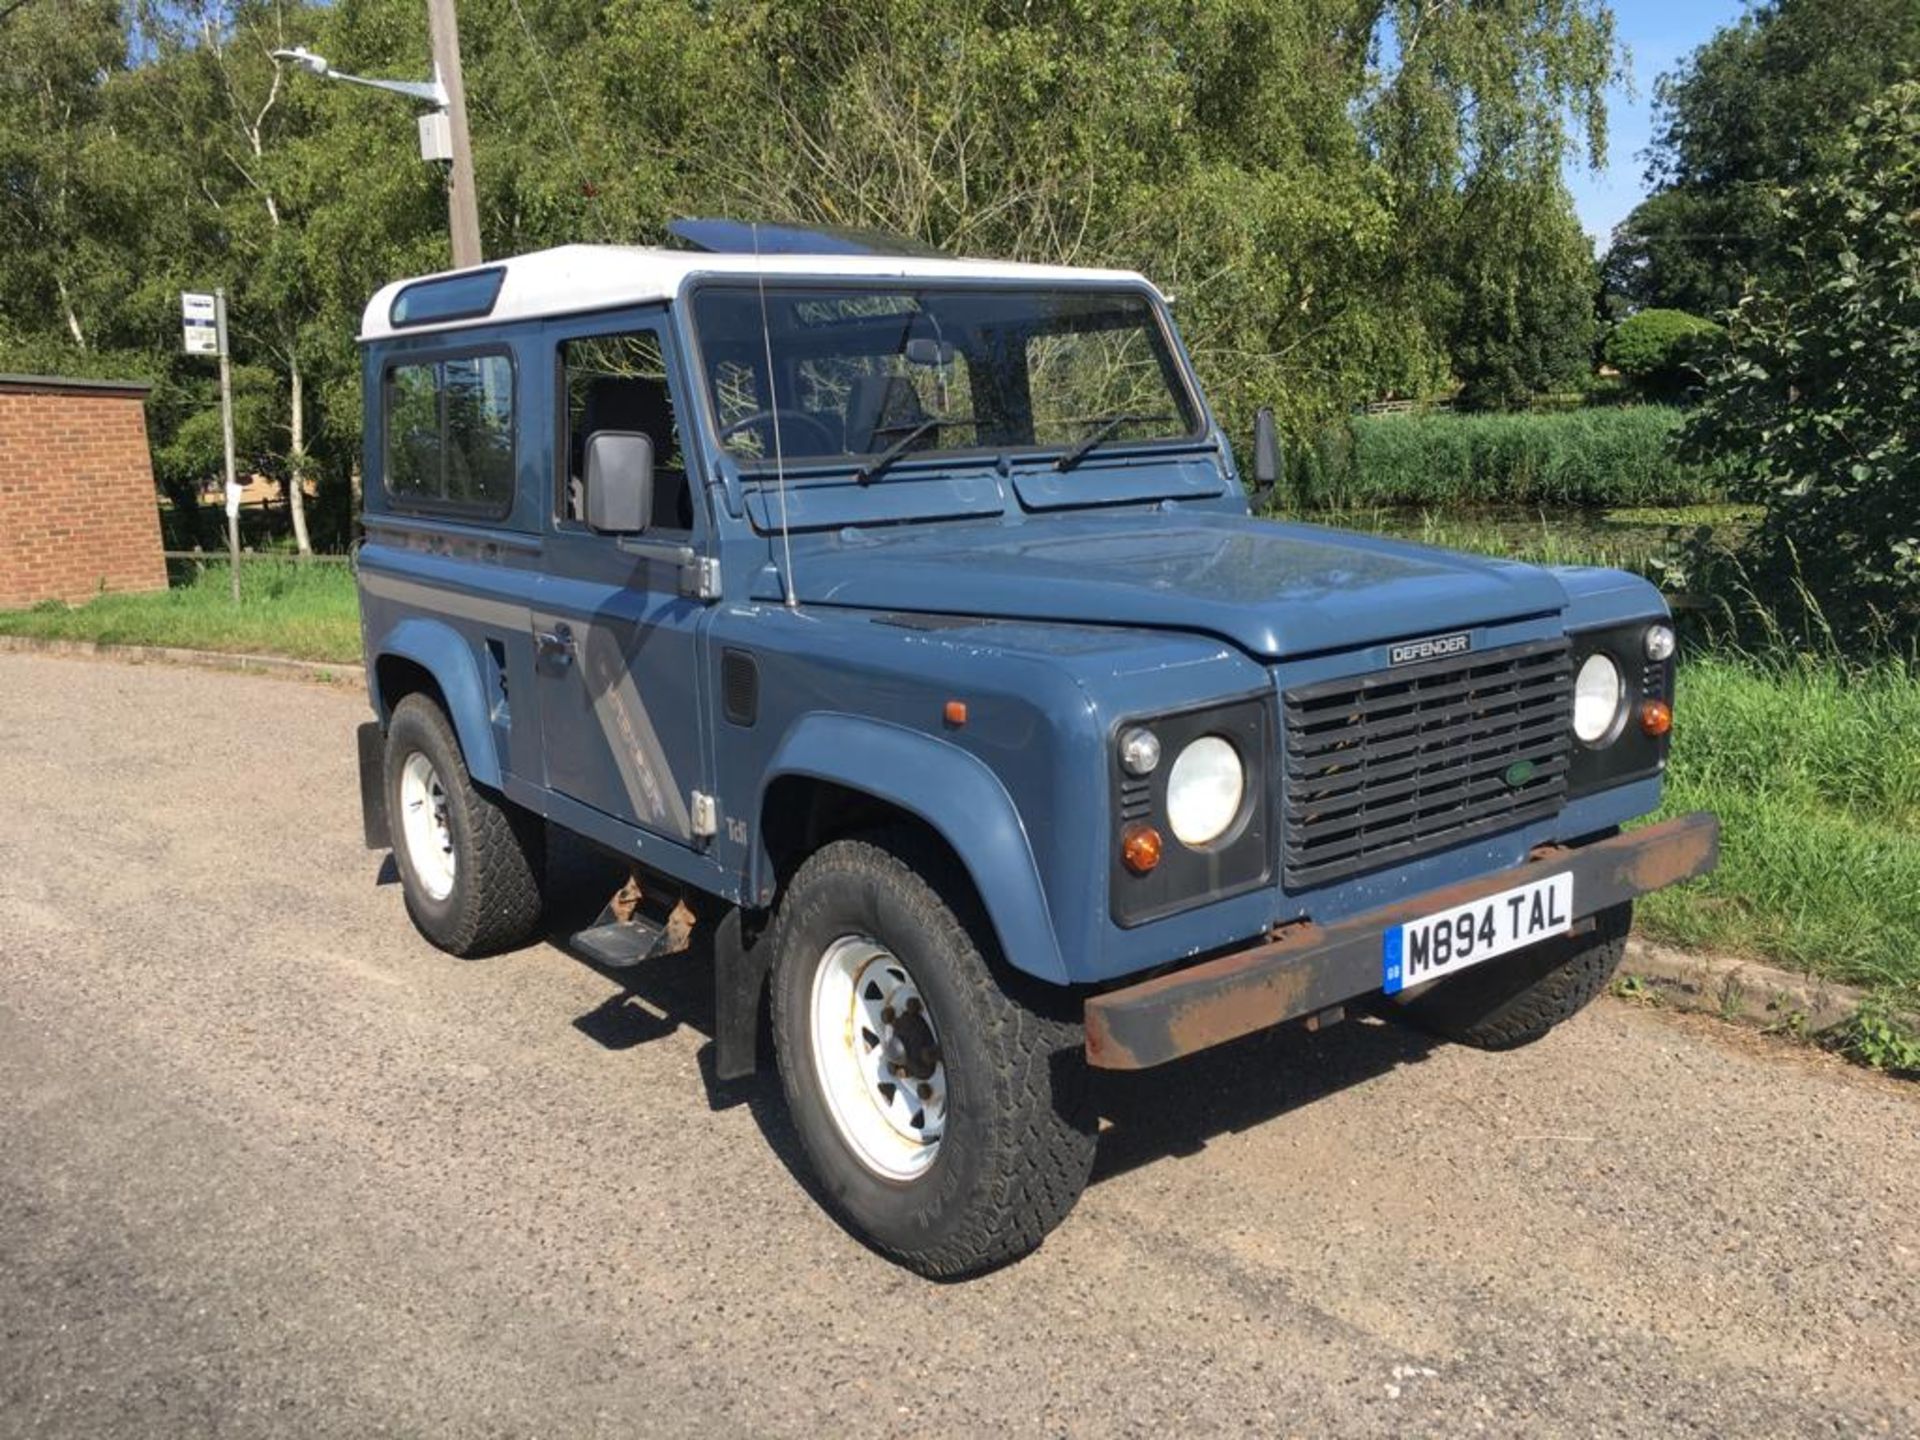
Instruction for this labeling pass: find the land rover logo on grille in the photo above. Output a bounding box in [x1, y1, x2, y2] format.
[1504, 759, 1537, 789]
[1389, 631, 1473, 666]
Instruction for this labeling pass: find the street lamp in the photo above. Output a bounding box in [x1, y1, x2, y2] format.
[271, 7, 481, 267]
[270, 46, 448, 106]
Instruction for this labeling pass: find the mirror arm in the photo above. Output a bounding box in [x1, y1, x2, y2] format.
[614, 536, 723, 601]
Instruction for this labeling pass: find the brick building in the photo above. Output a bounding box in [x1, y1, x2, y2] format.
[0, 375, 168, 608]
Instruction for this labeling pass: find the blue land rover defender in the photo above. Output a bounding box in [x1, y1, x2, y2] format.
[354, 223, 1718, 1277]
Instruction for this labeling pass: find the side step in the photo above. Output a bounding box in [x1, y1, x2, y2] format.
[569, 917, 667, 970]
[568, 883, 699, 971]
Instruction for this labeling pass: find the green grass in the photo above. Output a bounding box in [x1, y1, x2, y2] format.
[1641, 653, 1920, 1001]
[0, 560, 361, 664]
[1295, 406, 1724, 510]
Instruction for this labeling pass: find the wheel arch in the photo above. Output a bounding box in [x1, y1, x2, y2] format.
[755, 715, 1068, 986]
[370, 617, 502, 790]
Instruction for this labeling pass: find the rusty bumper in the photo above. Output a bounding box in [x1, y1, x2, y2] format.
[1083, 811, 1719, 1070]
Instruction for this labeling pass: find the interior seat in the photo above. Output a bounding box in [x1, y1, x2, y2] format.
[577, 376, 693, 531]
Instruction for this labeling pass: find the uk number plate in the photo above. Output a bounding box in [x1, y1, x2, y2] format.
[1382, 873, 1574, 995]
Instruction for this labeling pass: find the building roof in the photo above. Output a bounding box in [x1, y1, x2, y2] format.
[0, 374, 151, 397]
[359, 244, 1162, 342]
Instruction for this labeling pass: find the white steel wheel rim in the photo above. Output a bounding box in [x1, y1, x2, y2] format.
[398, 751, 457, 902]
[809, 936, 947, 1181]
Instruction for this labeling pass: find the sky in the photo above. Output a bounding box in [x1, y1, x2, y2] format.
[1564, 0, 1751, 250]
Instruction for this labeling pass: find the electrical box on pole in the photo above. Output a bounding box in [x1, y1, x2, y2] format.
[418, 109, 453, 163]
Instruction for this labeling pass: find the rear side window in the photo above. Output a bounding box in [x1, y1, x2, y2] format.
[384, 354, 516, 515]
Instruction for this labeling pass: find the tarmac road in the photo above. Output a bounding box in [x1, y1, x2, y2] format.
[2, 652, 1917, 1438]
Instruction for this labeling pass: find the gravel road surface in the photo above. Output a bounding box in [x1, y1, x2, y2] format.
[2, 652, 1916, 1438]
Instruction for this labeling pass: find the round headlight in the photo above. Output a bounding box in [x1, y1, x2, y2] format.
[1119, 727, 1161, 776]
[1166, 736, 1245, 847]
[1645, 623, 1677, 661]
[1572, 653, 1626, 745]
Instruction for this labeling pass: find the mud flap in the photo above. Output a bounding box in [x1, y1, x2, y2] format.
[357, 721, 389, 850]
[713, 906, 774, 1081]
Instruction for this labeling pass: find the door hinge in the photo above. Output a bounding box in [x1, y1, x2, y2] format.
[680, 555, 722, 601]
[690, 790, 719, 840]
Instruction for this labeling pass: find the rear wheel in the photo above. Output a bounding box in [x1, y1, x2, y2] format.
[770, 835, 1097, 1278]
[1392, 902, 1632, 1049]
[384, 694, 545, 956]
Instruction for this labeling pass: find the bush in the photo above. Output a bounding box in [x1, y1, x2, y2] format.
[1680, 82, 1920, 655]
[1603, 309, 1724, 401]
[1292, 406, 1722, 509]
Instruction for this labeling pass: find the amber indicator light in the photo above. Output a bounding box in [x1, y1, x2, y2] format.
[1640, 700, 1673, 737]
[1121, 824, 1163, 874]
[943, 699, 968, 727]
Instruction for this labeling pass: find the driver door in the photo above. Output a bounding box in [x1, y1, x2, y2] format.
[531, 311, 712, 847]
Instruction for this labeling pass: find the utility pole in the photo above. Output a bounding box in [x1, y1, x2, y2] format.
[272, 1, 483, 269]
[424, 0, 481, 268]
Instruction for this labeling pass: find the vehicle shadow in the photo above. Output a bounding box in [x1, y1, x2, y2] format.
[548, 908, 1439, 1205]
[1087, 1017, 1441, 1186]
[541, 829, 1444, 1207]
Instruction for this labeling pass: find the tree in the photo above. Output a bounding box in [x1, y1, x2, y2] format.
[1602, 308, 1722, 402]
[1604, 0, 1920, 317]
[1680, 83, 1920, 652]
[2, 0, 1625, 526]
[1600, 187, 1763, 318]
[1444, 176, 1599, 409]
[0, 0, 145, 352]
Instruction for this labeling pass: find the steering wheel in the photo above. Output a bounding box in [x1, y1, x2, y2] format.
[718, 408, 840, 455]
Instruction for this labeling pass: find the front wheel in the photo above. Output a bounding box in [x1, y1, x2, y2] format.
[1390, 902, 1632, 1049]
[384, 693, 546, 957]
[770, 835, 1097, 1278]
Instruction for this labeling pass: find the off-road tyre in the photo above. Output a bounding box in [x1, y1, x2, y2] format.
[1392, 902, 1632, 1049]
[384, 693, 545, 957]
[770, 833, 1098, 1278]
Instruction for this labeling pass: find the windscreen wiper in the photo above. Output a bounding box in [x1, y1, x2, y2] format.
[1054, 412, 1177, 472]
[854, 415, 977, 485]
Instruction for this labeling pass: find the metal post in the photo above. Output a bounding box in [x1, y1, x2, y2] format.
[425, 0, 482, 268]
[215, 288, 241, 603]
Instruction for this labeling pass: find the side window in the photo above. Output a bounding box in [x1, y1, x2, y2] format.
[383, 353, 515, 515]
[561, 329, 692, 534]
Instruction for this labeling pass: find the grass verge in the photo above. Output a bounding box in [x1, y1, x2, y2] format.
[0, 560, 360, 664]
[1641, 653, 1920, 1002]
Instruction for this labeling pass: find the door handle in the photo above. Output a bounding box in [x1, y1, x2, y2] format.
[537, 623, 574, 666]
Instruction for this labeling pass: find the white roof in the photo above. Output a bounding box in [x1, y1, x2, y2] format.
[359, 243, 1162, 341]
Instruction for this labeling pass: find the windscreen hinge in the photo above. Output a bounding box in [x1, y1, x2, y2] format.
[680, 554, 722, 601]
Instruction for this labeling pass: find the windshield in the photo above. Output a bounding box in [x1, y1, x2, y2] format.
[689, 283, 1203, 471]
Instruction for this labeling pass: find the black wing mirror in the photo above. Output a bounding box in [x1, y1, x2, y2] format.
[585, 430, 654, 534]
[1250, 406, 1282, 510]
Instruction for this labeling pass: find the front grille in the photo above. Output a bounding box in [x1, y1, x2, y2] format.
[1281, 637, 1572, 889]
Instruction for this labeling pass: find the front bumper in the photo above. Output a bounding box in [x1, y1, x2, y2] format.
[1083, 811, 1719, 1069]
